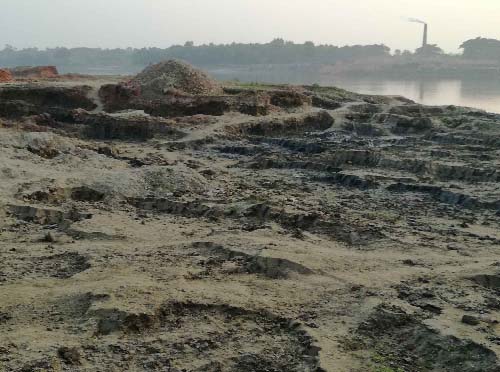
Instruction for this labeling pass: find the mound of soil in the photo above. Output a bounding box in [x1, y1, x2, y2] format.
[0, 85, 96, 119]
[8, 66, 59, 79]
[129, 60, 222, 98]
[0, 68, 13, 82]
[358, 305, 500, 372]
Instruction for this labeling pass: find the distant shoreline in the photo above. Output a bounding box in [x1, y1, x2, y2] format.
[34, 62, 500, 81]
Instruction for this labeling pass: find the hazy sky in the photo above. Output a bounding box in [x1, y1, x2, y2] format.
[2, 0, 499, 52]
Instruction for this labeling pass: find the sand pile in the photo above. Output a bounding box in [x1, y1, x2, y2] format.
[129, 60, 222, 99]
[0, 69, 13, 82]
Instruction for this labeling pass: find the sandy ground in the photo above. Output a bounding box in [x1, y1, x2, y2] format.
[0, 78, 499, 372]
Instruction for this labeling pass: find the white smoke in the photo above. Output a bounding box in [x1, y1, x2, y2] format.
[408, 17, 427, 25]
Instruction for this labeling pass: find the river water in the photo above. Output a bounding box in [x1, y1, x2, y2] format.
[208, 67, 500, 113]
[332, 77, 500, 114]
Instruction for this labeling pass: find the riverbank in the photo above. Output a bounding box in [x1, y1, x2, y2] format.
[1, 65, 499, 371]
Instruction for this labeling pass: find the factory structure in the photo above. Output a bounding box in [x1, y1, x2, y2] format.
[422, 23, 428, 48]
[410, 19, 443, 56]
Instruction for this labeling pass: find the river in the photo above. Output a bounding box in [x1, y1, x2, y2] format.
[208, 66, 500, 113]
[331, 77, 500, 114]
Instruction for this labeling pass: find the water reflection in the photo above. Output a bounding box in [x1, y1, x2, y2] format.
[209, 66, 500, 113]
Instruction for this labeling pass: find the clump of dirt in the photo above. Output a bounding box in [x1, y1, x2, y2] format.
[44, 252, 91, 279]
[0, 68, 13, 82]
[20, 132, 73, 159]
[1, 251, 91, 282]
[72, 109, 186, 141]
[57, 346, 82, 365]
[129, 60, 222, 99]
[227, 111, 334, 137]
[141, 165, 209, 196]
[22, 186, 105, 204]
[70, 186, 105, 202]
[7, 204, 92, 226]
[470, 274, 500, 291]
[0, 84, 97, 119]
[15, 358, 61, 372]
[190, 242, 313, 279]
[356, 304, 500, 372]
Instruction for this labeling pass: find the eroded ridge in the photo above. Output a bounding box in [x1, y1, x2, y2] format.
[0, 63, 499, 371]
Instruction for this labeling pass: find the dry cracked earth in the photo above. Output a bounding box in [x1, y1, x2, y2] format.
[0, 77, 500, 372]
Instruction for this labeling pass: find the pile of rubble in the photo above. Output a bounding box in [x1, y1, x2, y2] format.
[0, 68, 13, 82]
[129, 59, 222, 98]
[99, 60, 312, 116]
[8, 66, 59, 79]
[98, 60, 224, 112]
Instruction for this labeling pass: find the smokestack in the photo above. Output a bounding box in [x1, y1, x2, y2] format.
[407, 18, 428, 48]
[423, 23, 428, 47]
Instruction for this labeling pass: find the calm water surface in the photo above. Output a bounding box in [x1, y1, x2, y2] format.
[210, 67, 500, 113]
[333, 78, 500, 114]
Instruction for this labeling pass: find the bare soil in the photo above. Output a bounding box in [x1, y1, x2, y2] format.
[0, 73, 499, 372]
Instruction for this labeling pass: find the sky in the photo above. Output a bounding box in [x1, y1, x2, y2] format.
[1, 0, 499, 53]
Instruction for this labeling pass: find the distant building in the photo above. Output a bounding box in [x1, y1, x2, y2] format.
[413, 22, 444, 57]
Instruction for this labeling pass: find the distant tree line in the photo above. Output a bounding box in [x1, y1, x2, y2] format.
[460, 38, 500, 60]
[1, 37, 499, 75]
[0, 39, 390, 74]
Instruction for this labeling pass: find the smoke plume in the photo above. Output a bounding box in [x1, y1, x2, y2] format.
[408, 17, 427, 25]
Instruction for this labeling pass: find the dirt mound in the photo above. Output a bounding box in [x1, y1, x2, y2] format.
[71, 109, 186, 140]
[8, 66, 59, 79]
[85, 301, 320, 371]
[145, 91, 271, 117]
[357, 304, 500, 372]
[0, 68, 13, 82]
[1, 249, 91, 283]
[227, 111, 334, 137]
[130, 60, 222, 98]
[190, 242, 313, 279]
[7, 204, 92, 226]
[0, 85, 96, 119]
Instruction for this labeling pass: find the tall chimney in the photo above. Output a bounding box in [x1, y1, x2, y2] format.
[422, 23, 428, 47]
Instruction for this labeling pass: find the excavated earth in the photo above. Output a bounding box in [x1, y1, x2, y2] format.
[0, 72, 500, 372]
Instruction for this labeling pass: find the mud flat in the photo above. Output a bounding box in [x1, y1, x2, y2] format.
[0, 61, 499, 371]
